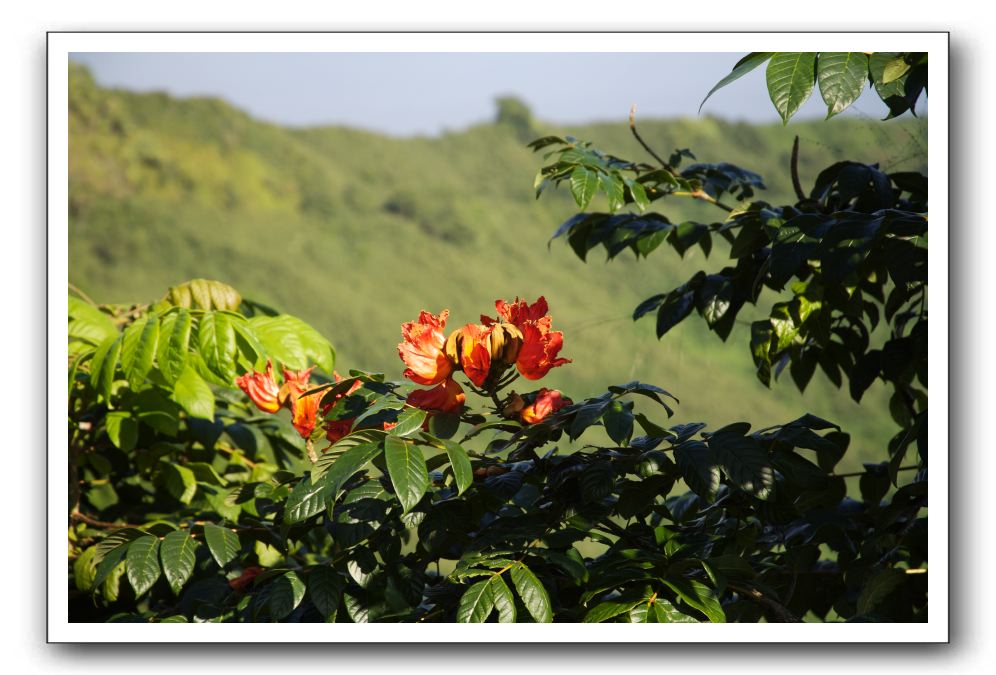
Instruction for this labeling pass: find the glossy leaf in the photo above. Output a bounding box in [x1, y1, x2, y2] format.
[817, 52, 869, 119]
[384, 436, 428, 514]
[441, 439, 473, 496]
[120, 315, 159, 389]
[766, 52, 817, 124]
[160, 530, 197, 595]
[269, 571, 306, 620]
[700, 52, 773, 113]
[197, 311, 238, 382]
[570, 166, 598, 210]
[156, 308, 192, 384]
[307, 566, 343, 621]
[125, 535, 161, 597]
[511, 563, 553, 623]
[89, 335, 122, 402]
[171, 364, 214, 420]
[203, 523, 241, 568]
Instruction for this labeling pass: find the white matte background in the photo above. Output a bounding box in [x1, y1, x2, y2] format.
[2, 1, 991, 672]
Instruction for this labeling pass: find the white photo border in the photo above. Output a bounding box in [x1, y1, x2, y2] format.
[48, 31, 948, 643]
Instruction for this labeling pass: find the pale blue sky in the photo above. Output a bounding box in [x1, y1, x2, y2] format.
[70, 52, 921, 136]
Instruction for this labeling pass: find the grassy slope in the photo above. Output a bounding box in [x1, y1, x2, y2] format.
[68, 63, 928, 469]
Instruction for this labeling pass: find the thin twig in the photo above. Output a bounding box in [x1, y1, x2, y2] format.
[728, 582, 802, 623]
[629, 105, 672, 170]
[790, 136, 806, 202]
[832, 465, 918, 479]
[70, 511, 142, 530]
[68, 282, 99, 307]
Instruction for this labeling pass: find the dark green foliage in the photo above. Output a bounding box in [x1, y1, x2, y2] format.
[702, 51, 927, 123]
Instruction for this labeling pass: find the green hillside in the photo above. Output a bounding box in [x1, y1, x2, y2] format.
[67, 63, 927, 470]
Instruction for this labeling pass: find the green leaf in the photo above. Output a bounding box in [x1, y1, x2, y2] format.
[159, 530, 197, 595]
[120, 315, 160, 389]
[656, 291, 695, 338]
[105, 411, 138, 452]
[653, 598, 700, 623]
[311, 438, 384, 488]
[307, 566, 343, 621]
[583, 598, 642, 623]
[817, 52, 869, 119]
[662, 578, 726, 623]
[599, 173, 625, 212]
[441, 439, 473, 496]
[160, 279, 242, 311]
[511, 563, 553, 623]
[90, 335, 123, 402]
[161, 462, 197, 504]
[284, 472, 335, 524]
[457, 578, 496, 623]
[674, 441, 721, 501]
[391, 407, 427, 437]
[569, 166, 598, 210]
[492, 576, 517, 623]
[708, 431, 774, 500]
[94, 527, 147, 563]
[157, 308, 192, 384]
[269, 571, 306, 620]
[68, 297, 118, 345]
[197, 311, 238, 382]
[125, 535, 161, 598]
[73, 547, 98, 593]
[92, 544, 129, 591]
[384, 436, 428, 513]
[624, 177, 650, 212]
[766, 52, 818, 124]
[249, 314, 335, 373]
[427, 411, 461, 439]
[870, 53, 911, 84]
[603, 400, 634, 446]
[857, 568, 906, 615]
[699, 52, 774, 113]
[171, 364, 215, 420]
[203, 523, 240, 568]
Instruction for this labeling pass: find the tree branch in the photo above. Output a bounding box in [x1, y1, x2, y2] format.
[728, 582, 802, 623]
[790, 135, 806, 202]
[629, 105, 671, 170]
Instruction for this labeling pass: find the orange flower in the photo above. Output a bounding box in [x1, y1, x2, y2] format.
[235, 361, 281, 414]
[407, 378, 466, 414]
[484, 297, 571, 381]
[515, 317, 571, 380]
[229, 566, 263, 593]
[520, 388, 572, 424]
[446, 323, 493, 388]
[398, 310, 454, 385]
[278, 366, 319, 438]
[323, 418, 354, 445]
[484, 296, 550, 327]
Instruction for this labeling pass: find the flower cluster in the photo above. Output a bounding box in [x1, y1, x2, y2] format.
[237, 363, 400, 449]
[399, 296, 571, 424]
[235, 361, 320, 439]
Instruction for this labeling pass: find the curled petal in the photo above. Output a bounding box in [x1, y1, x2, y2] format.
[324, 418, 355, 445]
[516, 318, 571, 380]
[228, 566, 263, 593]
[520, 388, 572, 424]
[490, 296, 550, 327]
[235, 361, 281, 414]
[407, 378, 466, 414]
[291, 391, 320, 439]
[398, 309, 453, 385]
[454, 323, 493, 388]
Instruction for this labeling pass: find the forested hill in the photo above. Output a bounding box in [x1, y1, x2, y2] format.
[68, 62, 927, 466]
